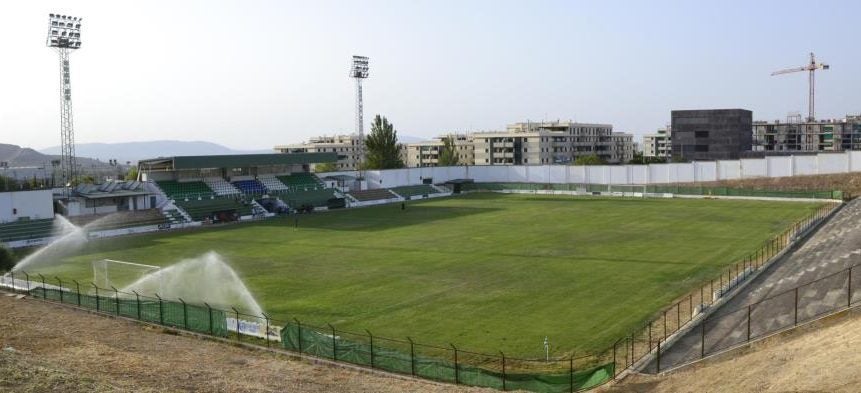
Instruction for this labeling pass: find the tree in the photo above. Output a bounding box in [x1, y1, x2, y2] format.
[437, 135, 460, 166]
[0, 245, 14, 273]
[314, 162, 338, 173]
[125, 165, 139, 181]
[572, 154, 607, 166]
[363, 115, 404, 170]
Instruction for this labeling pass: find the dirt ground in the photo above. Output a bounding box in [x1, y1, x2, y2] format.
[608, 309, 861, 393]
[0, 292, 489, 393]
[682, 172, 861, 198]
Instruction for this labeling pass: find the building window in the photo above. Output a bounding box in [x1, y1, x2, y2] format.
[695, 145, 709, 152]
[695, 131, 709, 138]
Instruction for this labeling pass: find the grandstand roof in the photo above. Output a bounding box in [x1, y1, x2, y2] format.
[139, 153, 337, 171]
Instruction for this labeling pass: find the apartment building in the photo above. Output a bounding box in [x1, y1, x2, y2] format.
[643, 127, 672, 158]
[472, 121, 634, 165]
[274, 134, 363, 170]
[752, 115, 861, 152]
[405, 134, 474, 167]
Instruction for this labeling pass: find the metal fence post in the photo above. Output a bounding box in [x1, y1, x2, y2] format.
[407, 337, 416, 376]
[648, 322, 652, 350]
[294, 318, 303, 353]
[23, 272, 30, 294]
[701, 318, 706, 358]
[569, 355, 575, 393]
[849, 267, 853, 308]
[366, 330, 375, 369]
[328, 324, 337, 361]
[794, 287, 799, 325]
[134, 291, 141, 320]
[663, 311, 667, 340]
[747, 305, 752, 341]
[613, 340, 617, 379]
[92, 283, 99, 311]
[156, 294, 163, 325]
[204, 303, 213, 335]
[451, 344, 459, 385]
[233, 308, 241, 342]
[656, 339, 661, 373]
[179, 298, 188, 329]
[39, 274, 46, 299]
[55, 277, 63, 303]
[500, 351, 506, 391]
[73, 280, 81, 306]
[112, 286, 120, 315]
[7, 271, 14, 293]
[264, 313, 271, 348]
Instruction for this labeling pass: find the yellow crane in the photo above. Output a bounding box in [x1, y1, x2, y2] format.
[771, 52, 830, 122]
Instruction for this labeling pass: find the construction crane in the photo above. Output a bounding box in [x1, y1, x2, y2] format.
[771, 52, 830, 122]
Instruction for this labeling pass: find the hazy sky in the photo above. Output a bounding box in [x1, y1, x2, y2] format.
[1, 0, 859, 150]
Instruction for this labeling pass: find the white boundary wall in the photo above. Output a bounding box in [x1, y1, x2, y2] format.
[321, 151, 861, 187]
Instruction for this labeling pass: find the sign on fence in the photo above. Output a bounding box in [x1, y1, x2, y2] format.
[226, 317, 282, 342]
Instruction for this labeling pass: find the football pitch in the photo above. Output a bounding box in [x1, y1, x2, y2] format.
[31, 193, 822, 357]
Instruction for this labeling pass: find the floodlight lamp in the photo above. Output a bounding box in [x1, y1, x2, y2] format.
[350, 55, 370, 79]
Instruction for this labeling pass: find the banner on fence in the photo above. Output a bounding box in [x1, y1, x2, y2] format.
[226, 317, 282, 342]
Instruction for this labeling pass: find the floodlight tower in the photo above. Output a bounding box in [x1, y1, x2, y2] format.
[46, 13, 83, 189]
[350, 55, 369, 164]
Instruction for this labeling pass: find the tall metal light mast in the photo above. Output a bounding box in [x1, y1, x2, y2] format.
[350, 55, 369, 164]
[771, 52, 830, 122]
[46, 13, 83, 188]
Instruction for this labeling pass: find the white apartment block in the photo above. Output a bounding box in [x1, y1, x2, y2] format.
[405, 134, 474, 167]
[472, 121, 634, 165]
[643, 128, 672, 158]
[274, 134, 363, 171]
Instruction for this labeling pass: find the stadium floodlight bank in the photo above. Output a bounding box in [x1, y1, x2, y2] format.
[350, 55, 369, 165]
[46, 13, 83, 190]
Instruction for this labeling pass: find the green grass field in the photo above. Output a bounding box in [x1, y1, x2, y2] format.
[25, 193, 821, 357]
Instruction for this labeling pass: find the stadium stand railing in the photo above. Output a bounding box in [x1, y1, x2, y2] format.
[347, 188, 399, 202]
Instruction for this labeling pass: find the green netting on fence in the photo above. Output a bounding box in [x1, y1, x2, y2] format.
[29, 287, 229, 337]
[280, 322, 613, 392]
[462, 182, 841, 200]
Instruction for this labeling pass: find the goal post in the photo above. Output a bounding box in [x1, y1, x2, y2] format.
[92, 259, 161, 291]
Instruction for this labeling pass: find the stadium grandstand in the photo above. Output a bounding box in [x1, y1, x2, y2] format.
[139, 153, 343, 220]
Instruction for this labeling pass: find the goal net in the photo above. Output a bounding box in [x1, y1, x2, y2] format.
[92, 259, 161, 291]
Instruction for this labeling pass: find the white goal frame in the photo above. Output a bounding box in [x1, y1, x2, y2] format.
[92, 259, 161, 290]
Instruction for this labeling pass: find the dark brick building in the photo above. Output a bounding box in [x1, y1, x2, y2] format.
[671, 109, 753, 161]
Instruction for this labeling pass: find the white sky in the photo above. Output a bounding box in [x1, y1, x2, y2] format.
[1, 0, 859, 150]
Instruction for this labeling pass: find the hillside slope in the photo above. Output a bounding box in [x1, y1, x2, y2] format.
[610, 309, 861, 392]
[0, 293, 486, 393]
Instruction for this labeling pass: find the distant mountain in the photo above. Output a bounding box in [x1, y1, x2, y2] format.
[0, 143, 108, 169]
[40, 141, 273, 164]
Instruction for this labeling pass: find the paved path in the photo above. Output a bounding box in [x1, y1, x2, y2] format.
[646, 199, 861, 372]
